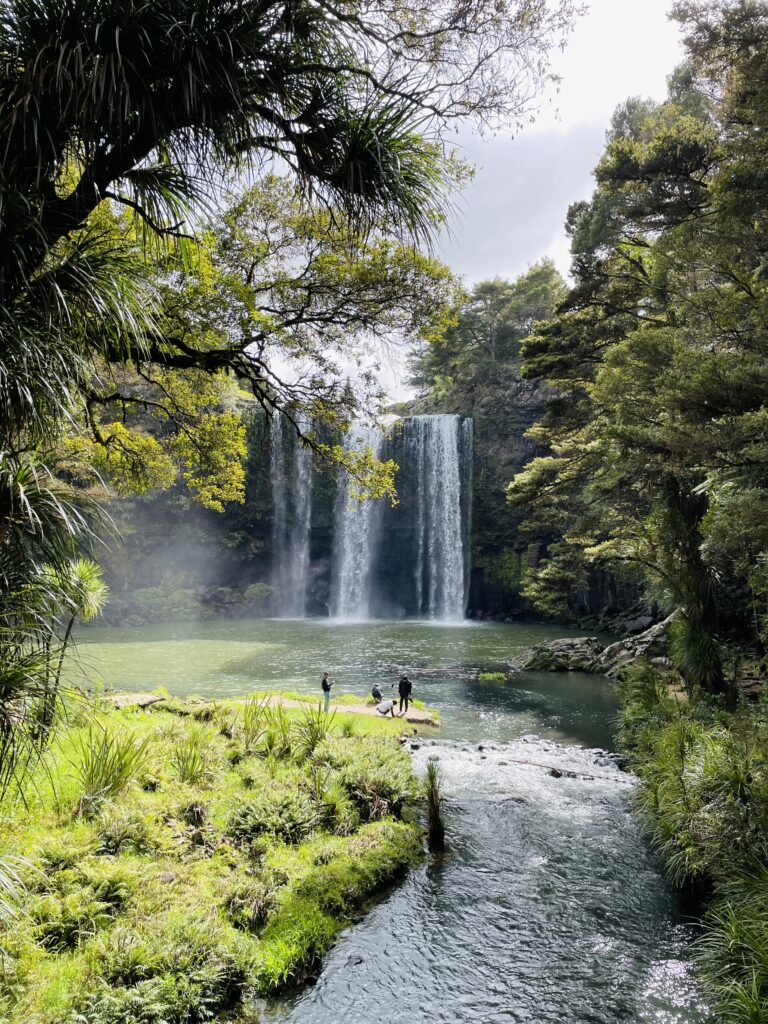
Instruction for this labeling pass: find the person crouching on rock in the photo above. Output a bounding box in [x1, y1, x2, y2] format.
[397, 674, 412, 715]
[371, 682, 383, 703]
[376, 697, 396, 717]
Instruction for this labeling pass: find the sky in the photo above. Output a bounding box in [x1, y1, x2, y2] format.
[435, 0, 686, 284]
[372, 0, 686, 398]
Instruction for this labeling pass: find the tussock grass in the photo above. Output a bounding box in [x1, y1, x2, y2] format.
[425, 761, 446, 852]
[0, 698, 421, 1022]
[68, 725, 151, 816]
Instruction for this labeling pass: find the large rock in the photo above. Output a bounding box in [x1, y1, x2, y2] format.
[511, 614, 676, 677]
[513, 636, 605, 673]
[594, 614, 675, 677]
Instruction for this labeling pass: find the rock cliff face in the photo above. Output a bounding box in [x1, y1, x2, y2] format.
[457, 370, 642, 622]
[460, 370, 550, 618]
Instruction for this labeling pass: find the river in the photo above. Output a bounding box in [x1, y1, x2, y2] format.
[74, 618, 709, 1023]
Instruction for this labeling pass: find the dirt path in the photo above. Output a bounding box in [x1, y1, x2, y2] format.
[109, 691, 439, 727]
[259, 695, 438, 726]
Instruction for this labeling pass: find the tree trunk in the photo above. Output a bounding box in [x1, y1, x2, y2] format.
[661, 475, 734, 706]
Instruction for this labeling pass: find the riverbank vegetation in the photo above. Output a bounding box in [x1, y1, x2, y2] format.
[0, 697, 421, 1022]
[502, 3, 768, 703]
[619, 666, 768, 1021]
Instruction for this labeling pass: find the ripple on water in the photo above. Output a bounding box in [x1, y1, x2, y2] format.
[261, 739, 709, 1024]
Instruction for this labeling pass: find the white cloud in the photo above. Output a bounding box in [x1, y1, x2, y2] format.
[435, 0, 686, 283]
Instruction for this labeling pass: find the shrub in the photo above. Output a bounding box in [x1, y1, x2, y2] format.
[224, 877, 279, 932]
[313, 736, 418, 820]
[477, 671, 505, 683]
[165, 588, 199, 619]
[244, 583, 272, 609]
[84, 926, 162, 987]
[69, 726, 151, 816]
[74, 862, 135, 909]
[95, 808, 159, 856]
[74, 914, 250, 1023]
[170, 726, 216, 786]
[37, 839, 88, 873]
[31, 888, 115, 951]
[227, 786, 318, 845]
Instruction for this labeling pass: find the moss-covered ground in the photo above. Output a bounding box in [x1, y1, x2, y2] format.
[0, 695, 423, 1023]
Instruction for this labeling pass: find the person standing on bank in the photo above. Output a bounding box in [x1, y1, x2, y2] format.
[321, 672, 333, 713]
[397, 674, 412, 716]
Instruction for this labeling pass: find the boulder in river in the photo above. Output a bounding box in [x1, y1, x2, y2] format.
[594, 614, 675, 676]
[513, 636, 605, 673]
[511, 614, 675, 678]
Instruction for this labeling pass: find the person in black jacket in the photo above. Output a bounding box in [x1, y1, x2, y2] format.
[321, 672, 333, 713]
[397, 674, 412, 715]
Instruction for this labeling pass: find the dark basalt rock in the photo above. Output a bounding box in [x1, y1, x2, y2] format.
[511, 614, 676, 678]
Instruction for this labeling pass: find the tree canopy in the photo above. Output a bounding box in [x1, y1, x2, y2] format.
[508, 1, 768, 700]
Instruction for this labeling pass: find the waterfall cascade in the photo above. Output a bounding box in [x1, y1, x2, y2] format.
[269, 413, 472, 622]
[270, 413, 313, 617]
[405, 415, 470, 620]
[329, 414, 472, 622]
[329, 425, 384, 621]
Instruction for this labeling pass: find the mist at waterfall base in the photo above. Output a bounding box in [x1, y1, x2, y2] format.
[270, 413, 474, 622]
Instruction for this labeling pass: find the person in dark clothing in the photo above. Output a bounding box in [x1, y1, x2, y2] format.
[371, 682, 383, 703]
[321, 672, 333, 713]
[397, 675, 412, 715]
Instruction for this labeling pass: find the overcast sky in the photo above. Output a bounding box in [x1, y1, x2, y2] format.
[435, 0, 686, 284]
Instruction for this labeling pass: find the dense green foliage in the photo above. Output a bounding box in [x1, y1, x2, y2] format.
[619, 667, 768, 1021]
[506, 2, 768, 695]
[0, 699, 421, 1022]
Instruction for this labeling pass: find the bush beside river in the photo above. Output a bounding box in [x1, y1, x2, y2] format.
[618, 667, 768, 1022]
[0, 697, 421, 1023]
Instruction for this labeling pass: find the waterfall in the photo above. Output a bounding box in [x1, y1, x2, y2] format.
[328, 414, 472, 622]
[405, 415, 467, 621]
[270, 412, 313, 617]
[329, 424, 384, 621]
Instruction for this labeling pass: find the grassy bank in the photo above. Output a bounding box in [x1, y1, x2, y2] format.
[618, 667, 768, 1021]
[0, 696, 422, 1023]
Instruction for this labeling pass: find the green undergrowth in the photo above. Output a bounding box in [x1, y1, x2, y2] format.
[0, 697, 421, 1023]
[618, 666, 768, 1021]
